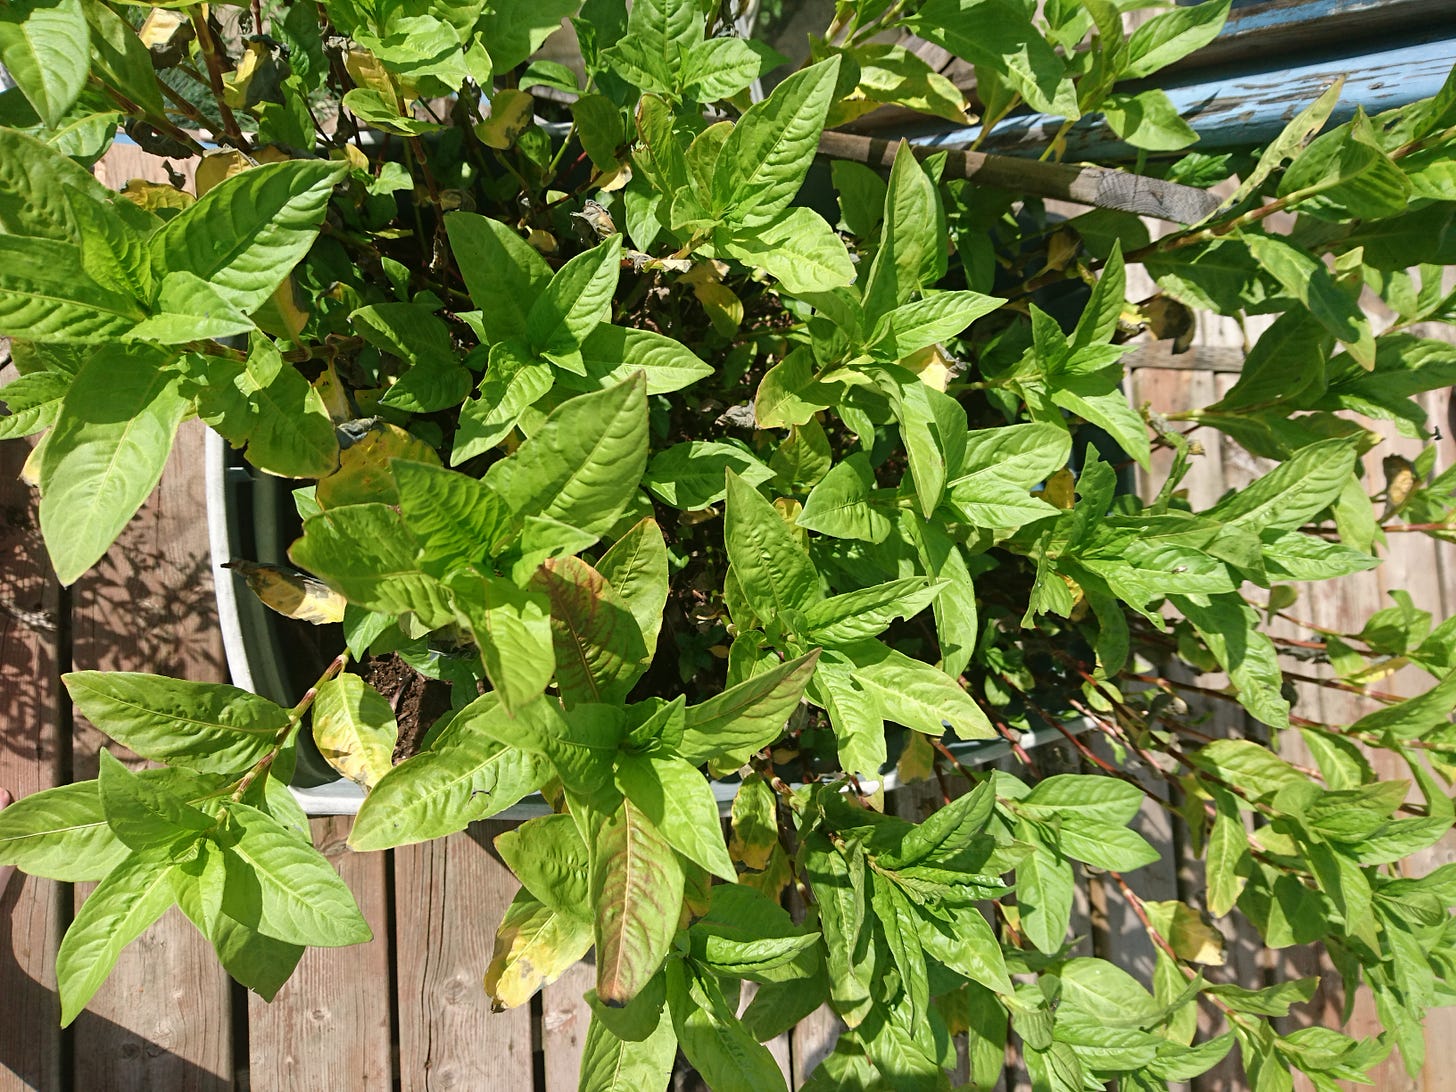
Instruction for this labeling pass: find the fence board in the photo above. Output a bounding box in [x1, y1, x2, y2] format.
[248, 816, 393, 1089]
[542, 960, 594, 1092]
[68, 419, 233, 1091]
[394, 821, 535, 1091]
[0, 418, 64, 1092]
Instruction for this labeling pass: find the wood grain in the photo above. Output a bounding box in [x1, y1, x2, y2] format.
[394, 821, 535, 1091]
[248, 816, 394, 1090]
[542, 959, 594, 1092]
[69, 419, 233, 1091]
[0, 411, 64, 1092]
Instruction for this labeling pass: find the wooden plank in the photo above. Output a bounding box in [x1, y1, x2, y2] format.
[0, 406, 65, 1092]
[69, 418, 234, 1091]
[394, 820, 535, 1091]
[542, 960, 594, 1092]
[789, 1004, 841, 1089]
[248, 815, 393, 1090]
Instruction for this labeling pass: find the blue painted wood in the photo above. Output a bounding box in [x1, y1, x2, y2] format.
[917, 33, 1456, 160]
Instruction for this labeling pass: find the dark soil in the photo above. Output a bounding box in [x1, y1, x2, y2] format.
[359, 653, 454, 763]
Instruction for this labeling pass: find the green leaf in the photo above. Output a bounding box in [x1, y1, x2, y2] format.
[682, 36, 779, 102]
[559, 323, 712, 395]
[1122, 0, 1230, 79]
[755, 347, 836, 430]
[37, 345, 187, 584]
[919, 902, 1013, 995]
[868, 290, 1003, 359]
[713, 56, 841, 223]
[844, 640, 993, 740]
[947, 423, 1071, 529]
[669, 962, 790, 1092]
[798, 453, 894, 543]
[862, 141, 941, 322]
[64, 671, 288, 774]
[597, 517, 669, 665]
[451, 341, 554, 464]
[96, 749, 212, 854]
[1172, 594, 1290, 730]
[678, 651, 820, 767]
[352, 302, 472, 413]
[1020, 774, 1143, 825]
[0, 779, 127, 881]
[908, 0, 1074, 116]
[0, 0, 89, 128]
[531, 555, 649, 705]
[1058, 957, 1163, 1024]
[717, 207, 855, 294]
[495, 813, 592, 916]
[1204, 978, 1317, 1017]
[1190, 740, 1305, 802]
[594, 798, 685, 1005]
[1348, 668, 1456, 741]
[82, 0, 163, 117]
[1056, 820, 1160, 872]
[572, 93, 626, 169]
[349, 697, 550, 851]
[289, 504, 456, 629]
[204, 341, 340, 479]
[449, 571, 556, 714]
[149, 161, 345, 315]
[1016, 840, 1074, 954]
[617, 751, 735, 881]
[478, 0, 577, 71]
[444, 211, 552, 343]
[391, 459, 513, 572]
[724, 469, 821, 620]
[644, 440, 774, 510]
[1206, 794, 1250, 916]
[209, 914, 304, 1002]
[486, 374, 648, 535]
[526, 235, 623, 358]
[1101, 88, 1199, 151]
[803, 578, 945, 645]
[57, 851, 177, 1026]
[578, 1008, 677, 1092]
[0, 367, 69, 440]
[311, 673, 398, 790]
[221, 802, 371, 947]
[485, 887, 595, 1009]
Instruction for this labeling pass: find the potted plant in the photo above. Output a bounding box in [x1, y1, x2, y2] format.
[4, 0, 1456, 1086]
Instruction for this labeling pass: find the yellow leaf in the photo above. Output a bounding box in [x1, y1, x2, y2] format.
[729, 773, 778, 871]
[1041, 468, 1077, 510]
[485, 893, 593, 1010]
[226, 560, 347, 625]
[904, 343, 955, 392]
[315, 420, 439, 508]
[1147, 900, 1227, 966]
[737, 842, 792, 902]
[476, 89, 534, 149]
[311, 673, 397, 790]
[254, 277, 310, 341]
[195, 150, 253, 197]
[222, 41, 268, 109]
[344, 50, 393, 95]
[895, 731, 935, 785]
[695, 281, 742, 337]
[119, 179, 193, 213]
[312, 362, 351, 423]
[526, 228, 557, 254]
[138, 8, 189, 51]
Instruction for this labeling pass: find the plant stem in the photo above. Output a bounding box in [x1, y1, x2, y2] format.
[189, 8, 250, 150]
[232, 651, 348, 801]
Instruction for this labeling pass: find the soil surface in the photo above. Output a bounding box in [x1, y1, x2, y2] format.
[359, 653, 454, 762]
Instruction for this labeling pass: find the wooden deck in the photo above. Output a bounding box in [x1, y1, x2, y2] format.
[4, 156, 1456, 1092]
